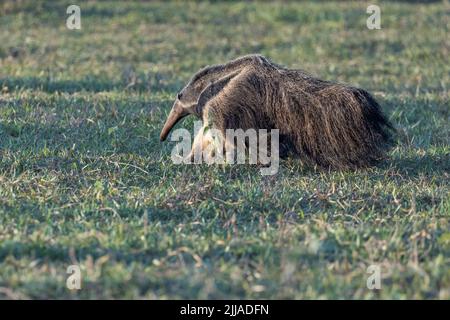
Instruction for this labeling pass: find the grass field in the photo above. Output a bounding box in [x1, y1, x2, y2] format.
[0, 1, 449, 299]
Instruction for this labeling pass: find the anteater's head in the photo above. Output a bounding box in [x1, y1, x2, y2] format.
[159, 83, 201, 142]
[160, 65, 240, 141]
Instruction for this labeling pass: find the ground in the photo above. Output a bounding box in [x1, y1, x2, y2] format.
[0, 1, 449, 299]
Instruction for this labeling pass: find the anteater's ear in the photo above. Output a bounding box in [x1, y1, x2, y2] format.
[196, 71, 239, 114]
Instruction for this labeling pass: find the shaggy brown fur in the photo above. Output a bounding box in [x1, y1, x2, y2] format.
[160, 54, 394, 169]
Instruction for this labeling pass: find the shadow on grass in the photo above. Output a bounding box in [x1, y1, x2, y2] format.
[381, 153, 449, 178]
[280, 152, 449, 179]
[0, 240, 164, 265]
[0, 121, 163, 168]
[1, 77, 120, 93]
[0, 75, 178, 94]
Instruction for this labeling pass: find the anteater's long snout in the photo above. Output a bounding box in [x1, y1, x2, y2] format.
[160, 103, 189, 141]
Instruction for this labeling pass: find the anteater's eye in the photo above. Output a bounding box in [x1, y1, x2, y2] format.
[177, 93, 183, 100]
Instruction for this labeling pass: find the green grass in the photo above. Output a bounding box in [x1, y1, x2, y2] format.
[0, 0, 449, 299]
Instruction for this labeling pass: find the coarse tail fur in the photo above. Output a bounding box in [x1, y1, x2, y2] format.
[160, 54, 394, 169]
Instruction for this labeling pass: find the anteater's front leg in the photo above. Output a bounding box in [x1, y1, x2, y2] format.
[186, 122, 227, 164]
